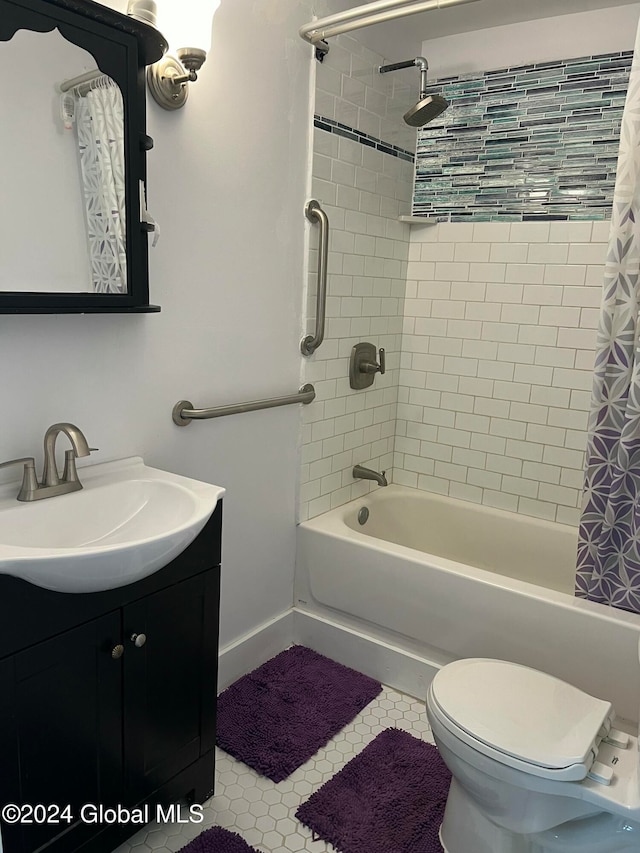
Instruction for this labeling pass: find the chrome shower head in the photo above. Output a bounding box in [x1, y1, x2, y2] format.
[379, 56, 449, 128]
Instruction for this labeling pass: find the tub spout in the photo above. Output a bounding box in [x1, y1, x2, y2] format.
[353, 464, 388, 487]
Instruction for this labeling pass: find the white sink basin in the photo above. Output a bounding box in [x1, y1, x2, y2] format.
[0, 457, 225, 593]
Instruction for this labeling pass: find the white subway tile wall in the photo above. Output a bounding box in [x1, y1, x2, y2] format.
[301, 37, 607, 527]
[300, 34, 417, 521]
[395, 221, 606, 525]
[313, 35, 418, 156]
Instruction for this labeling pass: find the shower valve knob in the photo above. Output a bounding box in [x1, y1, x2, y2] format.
[350, 343, 386, 389]
[361, 348, 385, 375]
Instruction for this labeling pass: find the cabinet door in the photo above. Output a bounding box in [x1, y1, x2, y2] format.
[0, 656, 19, 851]
[123, 569, 219, 801]
[0, 612, 122, 853]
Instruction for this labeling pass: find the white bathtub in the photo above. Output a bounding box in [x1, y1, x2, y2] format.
[295, 485, 640, 722]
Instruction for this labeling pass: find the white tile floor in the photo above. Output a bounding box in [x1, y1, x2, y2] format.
[113, 686, 435, 853]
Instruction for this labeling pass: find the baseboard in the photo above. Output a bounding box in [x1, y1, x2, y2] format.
[217, 610, 295, 691]
[292, 608, 440, 700]
[218, 607, 442, 700]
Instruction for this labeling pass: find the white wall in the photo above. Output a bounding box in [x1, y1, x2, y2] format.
[300, 32, 415, 521]
[0, 0, 315, 649]
[397, 220, 607, 525]
[326, 0, 640, 62]
[422, 4, 640, 78]
[1, 30, 93, 291]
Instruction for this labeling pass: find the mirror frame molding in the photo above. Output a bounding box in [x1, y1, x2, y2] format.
[0, 0, 167, 313]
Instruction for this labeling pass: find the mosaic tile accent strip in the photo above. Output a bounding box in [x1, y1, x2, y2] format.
[412, 52, 632, 221]
[314, 115, 415, 163]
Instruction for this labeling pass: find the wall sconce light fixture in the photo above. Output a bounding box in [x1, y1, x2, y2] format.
[131, 0, 220, 110]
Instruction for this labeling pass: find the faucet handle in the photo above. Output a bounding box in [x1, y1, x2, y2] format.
[62, 447, 98, 484]
[0, 456, 35, 470]
[62, 450, 79, 484]
[0, 457, 39, 501]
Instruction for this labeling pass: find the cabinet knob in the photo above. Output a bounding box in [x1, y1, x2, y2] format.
[131, 633, 147, 648]
[111, 644, 124, 660]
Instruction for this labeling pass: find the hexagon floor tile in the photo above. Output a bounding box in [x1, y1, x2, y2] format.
[112, 685, 435, 853]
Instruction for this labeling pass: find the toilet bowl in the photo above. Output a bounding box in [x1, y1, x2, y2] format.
[425, 658, 640, 853]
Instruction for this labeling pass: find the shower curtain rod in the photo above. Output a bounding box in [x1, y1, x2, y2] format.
[300, 0, 481, 44]
[59, 69, 104, 93]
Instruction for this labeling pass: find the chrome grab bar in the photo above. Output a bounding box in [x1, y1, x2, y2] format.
[172, 384, 316, 426]
[301, 200, 329, 356]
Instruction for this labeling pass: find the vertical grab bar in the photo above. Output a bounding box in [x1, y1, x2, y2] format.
[301, 200, 329, 356]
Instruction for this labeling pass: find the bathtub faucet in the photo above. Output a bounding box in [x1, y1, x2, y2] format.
[353, 464, 388, 487]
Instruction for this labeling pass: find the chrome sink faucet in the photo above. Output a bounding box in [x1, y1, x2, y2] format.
[353, 464, 388, 487]
[0, 423, 96, 501]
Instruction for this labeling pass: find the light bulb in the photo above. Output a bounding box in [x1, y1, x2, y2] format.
[156, 0, 220, 55]
[126, 0, 158, 27]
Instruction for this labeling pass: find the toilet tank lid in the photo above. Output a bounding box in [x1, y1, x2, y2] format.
[430, 659, 615, 772]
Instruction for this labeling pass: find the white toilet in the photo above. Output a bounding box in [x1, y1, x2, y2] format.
[425, 657, 640, 852]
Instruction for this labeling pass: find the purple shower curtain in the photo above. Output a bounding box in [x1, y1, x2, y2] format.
[575, 20, 640, 614]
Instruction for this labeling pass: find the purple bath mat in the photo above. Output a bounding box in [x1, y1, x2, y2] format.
[296, 728, 451, 853]
[216, 645, 382, 782]
[178, 827, 258, 852]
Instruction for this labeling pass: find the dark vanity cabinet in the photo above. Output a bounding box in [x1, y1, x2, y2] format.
[0, 504, 222, 853]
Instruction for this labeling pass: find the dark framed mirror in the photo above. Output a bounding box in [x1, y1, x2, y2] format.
[0, 0, 166, 312]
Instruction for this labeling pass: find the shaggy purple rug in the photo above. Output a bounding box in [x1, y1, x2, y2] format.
[177, 827, 258, 852]
[216, 646, 382, 782]
[296, 728, 451, 853]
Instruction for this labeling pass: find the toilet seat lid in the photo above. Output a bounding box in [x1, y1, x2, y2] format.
[430, 659, 615, 775]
